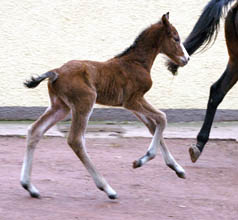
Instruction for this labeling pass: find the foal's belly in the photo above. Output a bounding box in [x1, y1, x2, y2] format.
[96, 95, 124, 107]
[96, 89, 124, 107]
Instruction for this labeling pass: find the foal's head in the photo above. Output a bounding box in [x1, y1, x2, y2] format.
[160, 13, 189, 68]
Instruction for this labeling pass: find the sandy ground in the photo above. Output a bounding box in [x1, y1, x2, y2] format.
[0, 137, 238, 220]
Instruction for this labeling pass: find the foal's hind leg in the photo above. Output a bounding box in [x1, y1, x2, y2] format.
[20, 96, 69, 197]
[125, 98, 185, 178]
[133, 112, 156, 135]
[189, 62, 238, 162]
[67, 97, 117, 199]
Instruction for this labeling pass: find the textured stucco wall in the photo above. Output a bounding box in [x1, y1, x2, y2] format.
[1, 0, 237, 109]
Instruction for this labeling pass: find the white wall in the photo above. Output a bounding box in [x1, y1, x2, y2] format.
[1, 0, 237, 109]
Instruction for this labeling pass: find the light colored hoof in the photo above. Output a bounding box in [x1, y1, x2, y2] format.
[189, 145, 201, 163]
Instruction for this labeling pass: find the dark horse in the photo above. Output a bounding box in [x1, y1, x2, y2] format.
[21, 13, 189, 200]
[167, 0, 238, 162]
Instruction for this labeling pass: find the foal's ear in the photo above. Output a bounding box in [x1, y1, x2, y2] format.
[162, 12, 170, 26]
[162, 12, 171, 34]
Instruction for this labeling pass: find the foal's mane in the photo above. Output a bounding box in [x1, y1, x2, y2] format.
[115, 21, 161, 58]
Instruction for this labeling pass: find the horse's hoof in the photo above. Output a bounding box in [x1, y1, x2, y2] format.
[133, 160, 142, 169]
[189, 145, 201, 163]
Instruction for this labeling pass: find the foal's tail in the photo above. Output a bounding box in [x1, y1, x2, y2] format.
[167, 0, 235, 74]
[24, 71, 58, 88]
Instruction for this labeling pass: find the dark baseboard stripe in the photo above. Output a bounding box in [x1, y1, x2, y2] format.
[0, 107, 237, 123]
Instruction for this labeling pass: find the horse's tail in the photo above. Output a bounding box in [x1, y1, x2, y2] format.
[184, 0, 235, 55]
[167, 0, 235, 74]
[24, 71, 58, 88]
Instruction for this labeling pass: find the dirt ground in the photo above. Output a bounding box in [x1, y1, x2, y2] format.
[0, 136, 238, 220]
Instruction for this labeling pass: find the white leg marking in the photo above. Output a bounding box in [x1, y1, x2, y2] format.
[159, 137, 186, 178]
[21, 107, 68, 197]
[20, 125, 40, 197]
[133, 125, 160, 168]
[134, 123, 185, 178]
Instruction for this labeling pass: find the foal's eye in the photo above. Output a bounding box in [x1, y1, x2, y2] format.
[174, 37, 180, 43]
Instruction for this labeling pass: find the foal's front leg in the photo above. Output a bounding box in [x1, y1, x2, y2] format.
[126, 99, 185, 178]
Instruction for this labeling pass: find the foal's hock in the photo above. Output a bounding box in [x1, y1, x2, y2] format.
[21, 13, 189, 199]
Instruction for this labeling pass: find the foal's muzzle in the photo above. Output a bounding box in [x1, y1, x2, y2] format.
[180, 56, 190, 66]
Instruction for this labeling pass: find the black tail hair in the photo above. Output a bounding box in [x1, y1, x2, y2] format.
[184, 0, 235, 55]
[24, 71, 58, 88]
[167, 0, 235, 74]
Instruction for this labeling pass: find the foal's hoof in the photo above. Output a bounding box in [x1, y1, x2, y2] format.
[133, 160, 142, 169]
[176, 170, 186, 179]
[21, 182, 40, 198]
[29, 191, 41, 198]
[108, 193, 118, 200]
[189, 145, 201, 163]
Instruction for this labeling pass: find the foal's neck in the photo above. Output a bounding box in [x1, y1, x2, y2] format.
[116, 23, 164, 72]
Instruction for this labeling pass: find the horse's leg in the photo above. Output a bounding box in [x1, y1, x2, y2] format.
[20, 95, 69, 197]
[67, 97, 117, 199]
[133, 112, 156, 135]
[125, 98, 185, 178]
[189, 62, 238, 162]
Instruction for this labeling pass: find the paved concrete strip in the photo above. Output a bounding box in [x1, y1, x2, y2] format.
[0, 122, 64, 137]
[0, 121, 238, 140]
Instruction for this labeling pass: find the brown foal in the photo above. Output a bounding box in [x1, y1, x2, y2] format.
[21, 13, 189, 199]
